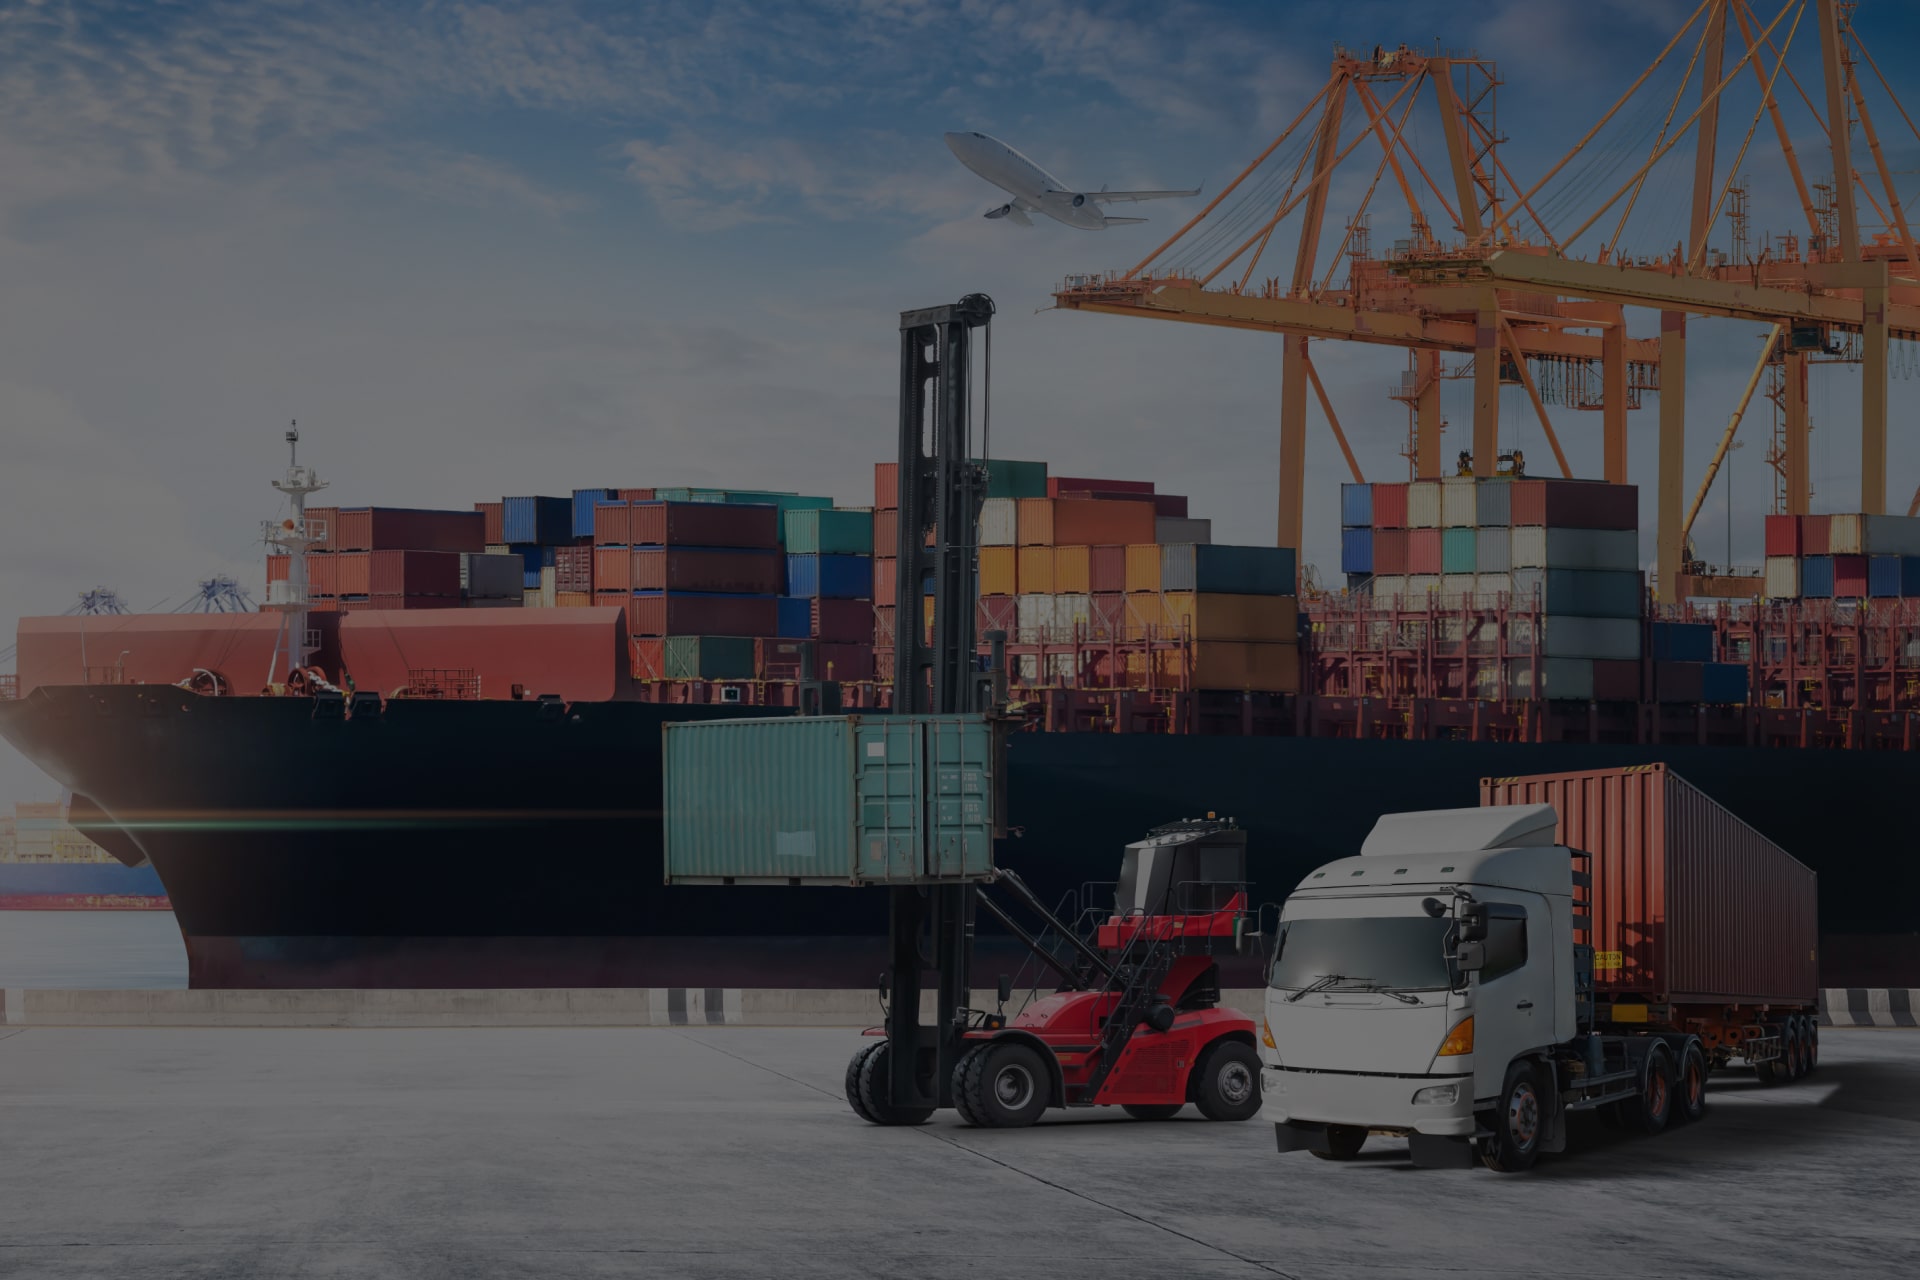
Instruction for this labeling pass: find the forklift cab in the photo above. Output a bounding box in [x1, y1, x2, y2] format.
[1113, 818, 1248, 918]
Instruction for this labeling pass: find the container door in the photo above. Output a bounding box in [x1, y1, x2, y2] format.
[925, 718, 993, 879]
[854, 719, 922, 882]
[1469, 894, 1554, 1105]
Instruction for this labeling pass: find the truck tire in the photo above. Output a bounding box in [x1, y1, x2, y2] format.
[1783, 1021, 1807, 1081]
[1192, 1040, 1263, 1122]
[845, 1041, 884, 1122]
[1802, 1016, 1820, 1075]
[1674, 1042, 1708, 1124]
[956, 1040, 1049, 1128]
[1122, 1104, 1185, 1120]
[1479, 1061, 1544, 1172]
[856, 1042, 935, 1127]
[1311, 1125, 1367, 1160]
[1621, 1043, 1674, 1135]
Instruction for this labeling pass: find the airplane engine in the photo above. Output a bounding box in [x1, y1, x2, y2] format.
[984, 204, 1014, 219]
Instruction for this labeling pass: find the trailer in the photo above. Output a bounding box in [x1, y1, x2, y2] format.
[1261, 767, 1817, 1172]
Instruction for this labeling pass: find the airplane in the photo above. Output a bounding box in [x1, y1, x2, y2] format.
[943, 131, 1199, 230]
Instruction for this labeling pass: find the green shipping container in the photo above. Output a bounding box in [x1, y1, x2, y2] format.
[784, 507, 875, 555]
[1442, 527, 1478, 574]
[979, 458, 1048, 499]
[664, 714, 998, 885]
[663, 635, 757, 680]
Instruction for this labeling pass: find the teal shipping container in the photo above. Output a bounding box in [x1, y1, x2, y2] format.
[663, 636, 757, 680]
[664, 714, 999, 885]
[981, 458, 1048, 499]
[785, 507, 874, 555]
[1441, 528, 1478, 574]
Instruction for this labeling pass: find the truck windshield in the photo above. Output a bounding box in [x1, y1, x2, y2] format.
[1268, 916, 1457, 993]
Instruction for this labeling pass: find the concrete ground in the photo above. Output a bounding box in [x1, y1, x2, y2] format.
[1, 1026, 1913, 1279]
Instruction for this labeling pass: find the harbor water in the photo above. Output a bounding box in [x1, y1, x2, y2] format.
[0, 911, 187, 988]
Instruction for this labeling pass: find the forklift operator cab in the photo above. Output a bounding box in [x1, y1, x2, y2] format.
[1113, 818, 1248, 919]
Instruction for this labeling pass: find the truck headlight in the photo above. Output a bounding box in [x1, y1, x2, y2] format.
[1411, 1084, 1458, 1106]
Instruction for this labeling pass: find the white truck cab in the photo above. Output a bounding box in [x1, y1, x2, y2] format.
[1262, 804, 1585, 1169]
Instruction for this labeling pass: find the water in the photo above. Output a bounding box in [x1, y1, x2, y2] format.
[0, 911, 188, 988]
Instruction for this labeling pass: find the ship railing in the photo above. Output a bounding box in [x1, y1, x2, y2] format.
[400, 668, 482, 700]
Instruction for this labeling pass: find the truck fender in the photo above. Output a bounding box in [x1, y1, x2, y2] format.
[982, 1030, 1068, 1108]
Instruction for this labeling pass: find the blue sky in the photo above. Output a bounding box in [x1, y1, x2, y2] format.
[3, 0, 1919, 801]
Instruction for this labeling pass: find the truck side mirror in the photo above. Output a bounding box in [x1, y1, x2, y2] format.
[1459, 902, 1489, 943]
[1455, 940, 1486, 973]
[997, 973, 1013, 1004]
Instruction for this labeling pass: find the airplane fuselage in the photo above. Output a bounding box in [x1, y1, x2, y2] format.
[944, 131, 1113, 230]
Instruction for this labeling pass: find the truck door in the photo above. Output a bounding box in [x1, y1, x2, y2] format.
[1468, 897, 1552, 1105]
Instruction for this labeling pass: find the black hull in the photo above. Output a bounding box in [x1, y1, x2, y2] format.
[3, 685, 1915, 987]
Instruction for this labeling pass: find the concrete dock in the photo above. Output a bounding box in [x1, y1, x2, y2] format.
[2, 1025, 1914, 1278]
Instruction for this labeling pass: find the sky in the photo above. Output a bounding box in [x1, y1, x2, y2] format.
[3, 0, 1920, 803]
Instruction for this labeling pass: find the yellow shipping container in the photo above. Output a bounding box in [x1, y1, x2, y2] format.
[1124, 593, 1169, 638]
[1125, 543, 1161, 592]
[1015, 497, 1054, 545]
[979, 546, 1019, 596]
[1017, 546, 1056, 594]
[1052, 546, 1092, 594]
[1190, 641, 1300, 692]
[1159, 593, 1300, 642]
[555, 591, 594, 608]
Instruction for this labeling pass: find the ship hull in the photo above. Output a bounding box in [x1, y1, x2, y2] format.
[3, 684, 1914, 987]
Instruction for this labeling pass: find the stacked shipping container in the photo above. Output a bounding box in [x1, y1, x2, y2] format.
[1763, 514, 1920, 601]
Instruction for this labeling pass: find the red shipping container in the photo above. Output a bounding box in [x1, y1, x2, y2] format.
[631, 547, 782, 593]
[1019, 498, 1156, 546]
[1371, 483, 1409, 529]
[812, 598, 874, 644]
[617, 488, 654, 502]
[1153, 494, 1189, 518]
[976, 595, 1017, 638]
[1763, 514, 1801, 557]
[306, 506, 339, 551]
[756, 637, 817, 679]
[817, 642, 875, 682]
[593, 503, 630, 547]
[873, 510, 900, 559]
[874, 462, 899, 511]
[1048, 476, 1154, 498]
[474, 502, 504, 546]
[626, 593, 778, 637]
[1799, 514, 1832, 556]
[1372, 529, 1410, 576]
[335, 552, 371, 596]
[266, 554, 290, 584]
[1481, 764, 1817, 1006]
[875, 604, 897, 649]
[1833, 553, 1869, 597]
[873, 556, 898, 603]
[306, 553, 338, 597]
[1509, 480, 1638, 530]
[1591, 658, 1643, 701]
[1088, 545, 1128, 594]
[633, 637, 667, 680]
[366, 594, 461, 611]
[629, 502, 778, 548]
[1407, 528, 1443, 574]
[594, 547, 632, 592]
[369, 550, 462, 597]
[554, 545, 595, 594]
[334, 508, 485, 553]
[1090, 592, 1128, 640]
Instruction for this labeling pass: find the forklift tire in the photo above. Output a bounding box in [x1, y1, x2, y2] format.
[1674, 1042, 1708, 1124]
[845, 1042, 884, 1123]
[1310, 1126, 1367, 1161]
[1620, 1043, 1674, 1135]
[950, 1047, 986, 1128]
[1192, 1040, 1262, 1122]
[956, 1041, 1050, 1128]
[856, 1042, 934, 1127]
[1122, 1104, 1184, 1121]
[1479, 1061, 1543, 1173]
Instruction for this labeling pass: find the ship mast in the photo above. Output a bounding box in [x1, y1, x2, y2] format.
[262, 423, 327, 687]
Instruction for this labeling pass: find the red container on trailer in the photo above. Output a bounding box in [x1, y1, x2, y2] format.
[1833, 553, 1869, 597]
[474, 502, 504, 546]
[593, 503, 630, 547]
[631, 548, 782, 593]
[1372, 529, 1410, 576]
[812, 598, 875, 644]
[629, 502, 779, 548]
[1763, 514, 1801, 557]
[1048, 476, 1154, 497]
[817, 642, 875, 682]
[874, 463, 899, 511]
[335, 552, 371, 596]
[1509, 480, 1638, 529]
[1089, 545, 1127, 593]
[626, 593, 778, 637]
[594, 547, 633, 592]
[1407, 529, 1443, 575]
[1480, 764, 1817, 1006]
[1370, 483, 1409, 529]
[1799, 514, 1832, 556]
[369, 550, 462, 598]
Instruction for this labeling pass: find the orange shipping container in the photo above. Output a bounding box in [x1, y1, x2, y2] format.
[873, 556, 898, 603]
[306, 553, 337, 597]
[1159, 593, 1300, 642]
[1017, 546, 1055, 594]
[978, 546, 1018, 596]
[1016, 497, 1155, 546]
[306, 506, 340, 552]
[1125, 544, 1162, 593]
[335, 552, 371, 597]
[594, 547, 633, 592]
[266, 554, 290, 585]
[1052, 546, 1092, 594]
[1190, 641, 1300, 692]
[555, 591, 594, 608]
[1125, 593, 1169, 637]
[874, 509, 899, 559]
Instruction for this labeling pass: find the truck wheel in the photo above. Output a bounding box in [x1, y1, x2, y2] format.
[1122, 1104, 1184, 1120]
[1192, 1040, 1263, 1122]
[957, 1041, 1049, 1128]
[1479, 1062, 1543, 1172]
[1311, 1125, 1367, 1160]
[1621, 1044, 1674, 1135]
[1674, 1042, 1708, 1124]
[845, 1041, 884, 1122]
[1783, 1022, 1806, 1081]
[1801, 1016, 1819, 1075]
[856, 1042, 935, 1127]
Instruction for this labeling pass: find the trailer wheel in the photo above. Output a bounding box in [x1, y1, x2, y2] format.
[845, 1041, 884, 1123]
[1310, 1125, 1367, 1161]
[1802, 1016, 1819, 1075]
[1621, 1044, 1674, 1135]
[957, 1041, 1049, 1128]
[1192, 1040, 1263, 1122]
[855, 1042, 934, 1127]
[1479, 1062, 1543, 1172]
[1675, 1042, 1708, 1124]
[1122, 1104, 1185, 1120]
[1788, 1020, 1812, 1081]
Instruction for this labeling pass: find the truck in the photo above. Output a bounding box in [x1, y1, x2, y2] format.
[1260, 764, 1819, 1172]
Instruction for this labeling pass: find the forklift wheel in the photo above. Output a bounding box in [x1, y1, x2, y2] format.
[856, 1042, 934, 1127]
[1122, 1104, 1184, 1121]
[1192, 1040, 1263, 1122]
[845, 1042, 884, 1123]
[956, 1041, 1050, 1128]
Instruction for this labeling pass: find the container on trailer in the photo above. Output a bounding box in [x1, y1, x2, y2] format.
[1049, 476, 1152, 498]
[1016, 546, 1055, 594]
[979, 546, 1018, 596]
[1702, 662, 1749, 703]
[1440, 477, 1478, 528]
[1125, 544, 1161, 593]
[500, 497, 571, 546]
[1476, 480, 1513, 527]
[1833, 554, 1869, 599]
[1159, 592, 1299, 642]
[1764, 556, 1799, 599]
[627, 592, 779, 638]
[1155, 516, 1212, 544]
[663, 635, 757, 680]
[1341, 483, 1372, 527]
[1868, 555, 1902, 598]
[634, 548, 783, 594]
[1160, 544, 1296, 595]
[1407, 481, 1441, 528]
[1508, 526, 1639, 571]
[1341, 528, 1374, 575]
[631, 501, 779, 549]
[979, 499, 1018, 547]
[784, 508, 874, 556]
[1828, 514, 1863, 556]
[786, 553, 874, 599]
[1648, 620, 1714, 663]
[1371, 482, 1409, 529]
[1800, 555, 1834, 598]
[1861, 513, 1920, 556]
[1479, 763, 1817, 1005]
[776, 596, 813, 639]
[663, 713, 996, 885]
[1799, 515, 1832, 557]
[1407, 529, 1442, 575]
[1441, 528, 1477, 574]
[1509, 479, 1637, 529]
[1763, 514, 1801, 558]
[1475, 527, 1511, 573]
[1053, 545, 1092, 594]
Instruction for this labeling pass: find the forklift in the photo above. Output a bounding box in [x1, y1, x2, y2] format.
[845, 293, 1263, 1128]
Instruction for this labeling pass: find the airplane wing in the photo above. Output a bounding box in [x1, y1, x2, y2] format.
[1088, 187, 1201, 204]
[1102, 216, 1148, 226]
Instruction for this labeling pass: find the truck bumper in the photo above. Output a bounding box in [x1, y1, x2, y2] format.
[1261, 1066, 1475, 1137]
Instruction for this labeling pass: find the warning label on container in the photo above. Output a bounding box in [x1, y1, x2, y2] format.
[1594, 950, 1624, 971]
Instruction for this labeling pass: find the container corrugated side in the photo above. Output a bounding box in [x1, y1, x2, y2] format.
[1052, 546, 1092, 594]
[1475, 527, 1511, 573]
[1159, 593, 1298, 642]
[1155, 516, 1212, 545]
[1509, 568, 1643, 617]
[1479, 764, 1817, 1006]
[1407, 481, 1441, 528]
[1371, 483, 1409, 529]
[1340, 483, 1372, 527]
[979, 499, 1018, 547]
[1340, 528, 1373, 574]
[1125, 544, 1161, 593]
[1539, 615, 1640, 659]
[979, 546, 1018, 596]
[1160, 544, 1296, 595]
[1862, 514, 1920, 555]
[1441, 528, 1476, 574]
[1800, 555, 1834, 598]
[1509, 527, 1638, 571]
[1763, 514, 1801, 557]
[1017, 546, 1056, 595]
[1763, 556, 1799, 599]
[1828, 514, 1863, 556]
[1476, 480, 1513, 527]
[1440, 477, 1478, 528]
[784, 508, 874, 556]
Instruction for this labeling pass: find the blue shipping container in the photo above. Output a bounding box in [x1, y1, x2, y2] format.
[776, 596, 813, 638]
[1904, 557, 1920, 597]
[1800, 555, 1835, 598]
[1649, 620, 1714, 663]
[1340, 527, 1373, 574]
[571, 489, 619, 540]
[786, 553, 874, 599]
[1869, 555, 1902, 598]
[1340, 483, 1372, 528]
[1160, 544, 1297, 595]
[502, 496, 572, 545]
[1701, 662, 1750, 704]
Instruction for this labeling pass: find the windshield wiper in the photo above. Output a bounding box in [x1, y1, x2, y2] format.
[1286, 973, 1354, 1002]
[1350, 982, 1420, 1005]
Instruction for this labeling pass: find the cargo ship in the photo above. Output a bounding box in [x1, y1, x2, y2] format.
[2, 448, 1917, 990]
[0, 801, 170, 910]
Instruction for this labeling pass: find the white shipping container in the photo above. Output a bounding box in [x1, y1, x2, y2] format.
[1155, 516, 1213, 544]
[1441, 477, 1479, 528]
[1764, 556, 1799, 599]
[1440, 573, 1477, 603]
[1475, 527, 1512, 573]
[1408, 573, 1441, 600]
[1475, 572, 1512, 607]
[1541, 615, 1640, 660]
[1828, 513, 1863, 555]
[1015, 593, 1052, 637]
[980, 498, 1019, 546]
[1371, 573, 1408, 607]
[1509, 526, 1638, 571]
[1862, 514, 1920, 556]
[1408, 481, 1441, 529]
[1507, 656, 1595, 700]
[1050, 593, 1092, 633]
